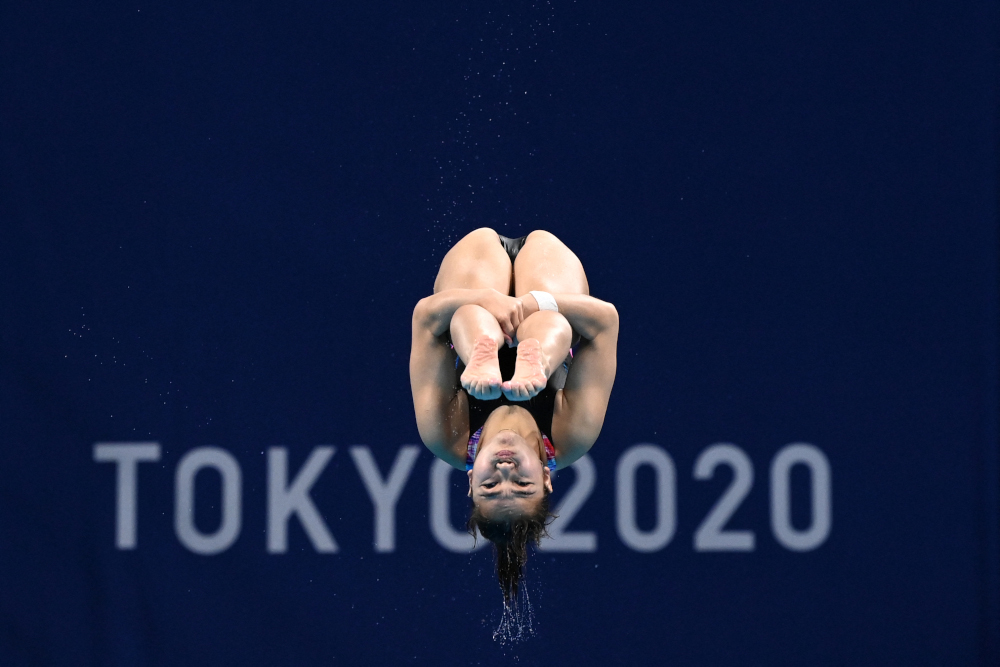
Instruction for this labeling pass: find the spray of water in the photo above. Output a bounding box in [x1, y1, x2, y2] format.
[426, 0, 558, 257]
[492, 574, 537, 644]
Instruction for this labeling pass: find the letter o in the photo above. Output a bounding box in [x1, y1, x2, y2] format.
[175, 447, 242, 555]
[770, 443, 831, 551]
[615, 444, 676, 552]
[429, 459, 485, 552]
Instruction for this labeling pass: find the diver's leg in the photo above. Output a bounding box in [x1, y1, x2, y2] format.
[434, 227, 512, 294]
[433, 228, 512, 400]
[501, 312, 573, 400]
[504, 230, 589, 400]
[452, 305, 506, 399]
[512, 229, 589, 296]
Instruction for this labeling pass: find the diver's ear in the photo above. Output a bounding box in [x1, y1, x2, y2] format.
[467, 470, 474, 498]
[543, 467, 553, 493]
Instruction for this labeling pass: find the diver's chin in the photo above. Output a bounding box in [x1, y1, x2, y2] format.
[492, 429, 521, 444]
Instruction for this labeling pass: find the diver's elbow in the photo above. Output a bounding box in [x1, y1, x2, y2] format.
[412, 297, 433, 328]
[601, 301, 619, 332]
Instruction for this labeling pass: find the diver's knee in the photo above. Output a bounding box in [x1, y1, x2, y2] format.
[465, 227, 499, 243]
[525, 229, 559, 244]
[521, 309, 571, 336]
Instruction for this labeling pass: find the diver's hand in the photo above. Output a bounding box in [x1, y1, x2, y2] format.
[477, 289, 524, 346]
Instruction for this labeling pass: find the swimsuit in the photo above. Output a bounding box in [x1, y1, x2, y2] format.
[497, 234, 529, 262]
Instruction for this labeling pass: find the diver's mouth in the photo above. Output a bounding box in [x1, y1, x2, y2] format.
[495, 450, 516, 459]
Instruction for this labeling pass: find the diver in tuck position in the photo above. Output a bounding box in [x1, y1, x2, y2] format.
[410, 228, 618, 601]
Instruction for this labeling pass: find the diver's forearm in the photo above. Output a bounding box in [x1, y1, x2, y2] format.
[525, 293, 618, 341]
[413, 289, 490, 337]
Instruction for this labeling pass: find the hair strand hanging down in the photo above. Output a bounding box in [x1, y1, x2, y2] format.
[468, 490, 555, 603]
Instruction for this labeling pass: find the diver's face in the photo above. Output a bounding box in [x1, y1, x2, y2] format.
[468, 429, 553, 519]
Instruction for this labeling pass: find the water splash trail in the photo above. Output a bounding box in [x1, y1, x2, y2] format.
[426, 0, 558, 257]
[493, 575, 537, 644]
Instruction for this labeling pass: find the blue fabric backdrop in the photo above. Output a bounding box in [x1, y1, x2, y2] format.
[1, 0, 997, 664]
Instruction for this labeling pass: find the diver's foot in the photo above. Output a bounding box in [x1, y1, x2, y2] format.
[502, 338, 548, 401]
[460, 335, 503, 400]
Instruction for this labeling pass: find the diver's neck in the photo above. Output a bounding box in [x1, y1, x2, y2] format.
[481, 405, 542, 448]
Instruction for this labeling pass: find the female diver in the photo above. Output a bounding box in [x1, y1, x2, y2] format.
[410, 228, 618, 601]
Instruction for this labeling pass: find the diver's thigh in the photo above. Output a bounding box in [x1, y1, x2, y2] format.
[513, 230, 589, 296]
[433, 228, 513, 294]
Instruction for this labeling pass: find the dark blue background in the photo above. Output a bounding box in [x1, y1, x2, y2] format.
[1, 0, 997, 664]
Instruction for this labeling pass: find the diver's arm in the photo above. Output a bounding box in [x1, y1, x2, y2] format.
[410, 302, 470, 469]
[549, 301, 619, 467]
[522, 293, 618, 342]
[414, 289, 525, 344]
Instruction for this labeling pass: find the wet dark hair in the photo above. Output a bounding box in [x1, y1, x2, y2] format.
[468, 490, 556, 603]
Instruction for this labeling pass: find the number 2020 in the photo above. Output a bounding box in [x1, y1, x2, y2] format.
[541, 443, 831, 553]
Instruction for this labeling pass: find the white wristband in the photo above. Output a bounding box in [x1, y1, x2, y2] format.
[529, 290, 558, 313]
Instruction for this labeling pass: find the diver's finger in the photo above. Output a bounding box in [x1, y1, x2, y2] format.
[510, 307, 522, 331]
[500, 317, 515, 339]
